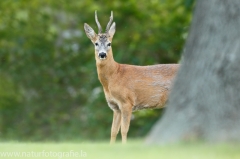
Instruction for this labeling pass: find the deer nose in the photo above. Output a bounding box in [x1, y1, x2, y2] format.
[99, 52, 107, 59]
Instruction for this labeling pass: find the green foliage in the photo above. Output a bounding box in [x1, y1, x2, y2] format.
[0, 0, 193, 141]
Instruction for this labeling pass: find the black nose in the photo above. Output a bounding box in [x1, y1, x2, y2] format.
[99, 52, 107, 59]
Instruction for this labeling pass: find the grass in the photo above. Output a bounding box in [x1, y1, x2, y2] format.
[0, 140, 240, 159]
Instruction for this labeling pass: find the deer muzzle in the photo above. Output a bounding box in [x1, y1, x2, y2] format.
[99, 52, 107, 59]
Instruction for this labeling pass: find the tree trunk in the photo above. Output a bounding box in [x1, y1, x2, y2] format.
[146, 0, 240, 144]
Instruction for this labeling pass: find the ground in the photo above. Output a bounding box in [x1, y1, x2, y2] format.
[0, 140, 239, 159]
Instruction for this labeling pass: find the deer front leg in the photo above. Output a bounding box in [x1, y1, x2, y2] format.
[121, 106, 132, 144]
[110, 110, 121, 144]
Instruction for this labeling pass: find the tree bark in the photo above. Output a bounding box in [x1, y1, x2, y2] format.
[146, 0, 240, 144]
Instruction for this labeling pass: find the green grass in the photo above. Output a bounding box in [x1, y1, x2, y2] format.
[0, 140, 240, 159]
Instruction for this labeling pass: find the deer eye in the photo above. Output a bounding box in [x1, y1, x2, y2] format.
[95, 43, 98, 46]
[107, 43, 111, 47]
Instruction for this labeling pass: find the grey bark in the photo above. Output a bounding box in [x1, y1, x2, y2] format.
[146, 0, 240, 144]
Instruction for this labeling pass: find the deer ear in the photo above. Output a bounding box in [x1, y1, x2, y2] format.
[108, 22, 116, 39]
[84, 23, 97, 42]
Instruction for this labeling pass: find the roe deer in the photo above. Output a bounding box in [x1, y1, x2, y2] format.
[84, 11, 179, 143]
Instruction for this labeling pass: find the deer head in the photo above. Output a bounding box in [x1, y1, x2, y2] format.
[84, 11, 116, 61]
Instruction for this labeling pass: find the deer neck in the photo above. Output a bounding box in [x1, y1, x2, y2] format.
[96, 49, 118, 88]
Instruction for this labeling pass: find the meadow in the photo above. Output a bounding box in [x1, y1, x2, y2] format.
[0, 141, 240, 159]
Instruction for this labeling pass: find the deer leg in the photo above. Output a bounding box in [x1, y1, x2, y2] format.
[120, 106, 132, 144]
[110, 110, 121, 144]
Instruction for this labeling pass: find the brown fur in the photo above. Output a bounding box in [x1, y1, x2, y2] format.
[95, 48, 179, 143]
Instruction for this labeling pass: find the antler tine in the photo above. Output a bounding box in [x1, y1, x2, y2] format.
[106, 11, 113, 33]
[95, 10, 102, 33]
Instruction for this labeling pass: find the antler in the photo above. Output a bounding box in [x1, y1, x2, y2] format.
[95, 11, 102, 33]
[106, 11, 113, 33]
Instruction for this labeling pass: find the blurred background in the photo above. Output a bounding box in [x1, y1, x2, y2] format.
[0, 0, 194, 141]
